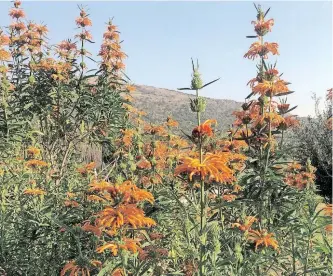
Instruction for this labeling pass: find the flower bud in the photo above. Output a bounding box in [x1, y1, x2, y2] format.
[190, 97, 206, 113]
[191, 70, 203, 90]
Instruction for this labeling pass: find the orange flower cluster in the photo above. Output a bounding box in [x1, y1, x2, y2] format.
[89, 180, 154, 205]
[233, 103, 261, 126]
[9, 8, 25, 20]
[232, 216, 278, 251]
[166, 116, 179, 128]
[248, 229, 279, 251]
[252, 18, 274, 36]
[25, 159, 48, 169]
[30, 58, 72, 81]
[174, 153, 235, 183]
[0, 29, 10, 62]
[138, 245, 168, 260]
[96, 238, 141, 255]
[192, 119, 217, 139]
[75, 9, 92, 28]
[244, 41, 279, 60]
[284, 162, 316, 190]
[57, 40, 78, 60]
[99, 20, 126, 75]
[77, 162, 96, 177]
[232, 216, 258, 232]
[252, 79, 289, 97]
[96, 204, 156, 232]
[23, 22, 48, 54]
[278, 115, 300, 130]
[61, 259, 101, 276]
[23, 188, 46, 196]
[27, 146, 41, 158]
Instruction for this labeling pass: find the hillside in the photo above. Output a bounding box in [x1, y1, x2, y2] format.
[132, 84, 242, 133]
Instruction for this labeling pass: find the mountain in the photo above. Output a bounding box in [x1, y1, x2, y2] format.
[131, 85, 242, 133]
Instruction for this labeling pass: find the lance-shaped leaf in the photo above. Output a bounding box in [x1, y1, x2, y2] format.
[201, 78, 220, 89]
[253, 2, 259, 12]
[177, 87, 192, 91]
[264, 7, 271, 18]
[246, 35, 258, 38]
[262, 59, 268, 71]
[191, 58, 195, 72]
[245, 91, 254, 99]
[276, 91, 295, 97]
[286, 105, 298, 113]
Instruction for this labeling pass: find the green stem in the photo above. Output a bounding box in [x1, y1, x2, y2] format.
[196, 88, 206, 276]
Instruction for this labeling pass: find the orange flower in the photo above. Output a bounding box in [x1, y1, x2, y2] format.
[77, 162, 96, 176]
[279, 116, 300, 130]
[119, 238, 141, 253]
[0, 32, 10, 46]
[60, 259, 101, 276]
[87, 195, 106, 203]
[166, 116, 179, 128]
[25, 159, 48, 169]
[96, 242, 118, 255]
[0, 49, 11, 62]
[121, 129, 135, 147]
[14, 0, 22, 8]
[89, 180, 112, 192]
[138, 245, 168, 260]
[222, 194, 237, 202]
[244, 42, 279, 60]
[232, 216, 257, 231]
[96, 204, 156, 231]
[106, 181, 155, 204]
[75, 17, 92, 27]
[81, 222, 102, 237]
[253, 112, 285, 129]
[23, 188, 46, 196]
[192, 119, 217, 138]
[174, 153, 234, 183]
[126, 84, 136, 93]
[27, 146, 41, 158]
[90, 180, 154, 204]
[9, 8, 25, 19]
[252, 79, 289, 97]
[277, 103, 290, 114]
[136, 157, 152, 170]
[9, 22, 26, 33]
[64, 200, 79, 208]
[144, 124, 167, 136]
[111, 268, 125, 276]
[252, 18, 274, 36]
[247, 229, 279, 251]
[76, 30, 93, 41]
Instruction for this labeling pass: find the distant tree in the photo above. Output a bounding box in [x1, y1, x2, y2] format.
[290, 89, 332, 202]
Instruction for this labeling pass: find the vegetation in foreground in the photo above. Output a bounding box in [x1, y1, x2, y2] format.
[0, 1, 332, 275]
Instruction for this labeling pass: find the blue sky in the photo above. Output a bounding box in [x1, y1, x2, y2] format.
[0, 1, 332, 116]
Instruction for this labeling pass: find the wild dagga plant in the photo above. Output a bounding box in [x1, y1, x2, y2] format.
[175, 59, 248, 275]
[234, 3, 307, 225]
[228, 3, 332, 274]
[0, 1, 332, 275]
[0, 1, 138, 274]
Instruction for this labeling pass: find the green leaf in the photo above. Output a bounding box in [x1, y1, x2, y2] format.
[201, 78, 220, 89]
